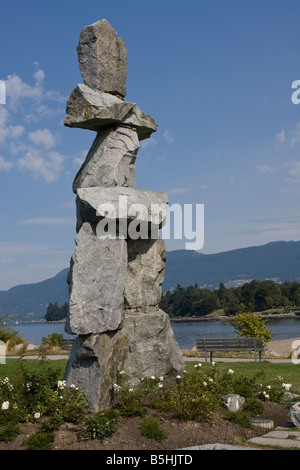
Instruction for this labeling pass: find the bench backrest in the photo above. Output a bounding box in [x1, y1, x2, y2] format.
[196, 337, 265, 351]
[61, 338, 75, 350]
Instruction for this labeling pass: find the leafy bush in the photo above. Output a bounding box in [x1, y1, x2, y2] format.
[0, 423, 21, 442]
[141, 417, 168, 441]
[0, 359, 88, 425]
[117, 385, 147, 417]
[83, 410, 119, 440]
[225, 410, 253, 428]
[258, 375, 286, 403]
[243, 398, 265, 416]
[151, 367, 229, 421]
[232, 375, 259, 398]
[41, 333, 63, 348]
[26, 431, 55, 450]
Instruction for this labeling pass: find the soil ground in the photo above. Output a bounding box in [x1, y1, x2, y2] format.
[0, 401, 289, 451]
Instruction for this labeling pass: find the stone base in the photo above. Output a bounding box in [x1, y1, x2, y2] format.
[64, 310, 184, 412]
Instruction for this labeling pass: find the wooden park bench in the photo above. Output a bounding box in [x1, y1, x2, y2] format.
[61, 338, 75, 355]
[195, 337, 265, 362]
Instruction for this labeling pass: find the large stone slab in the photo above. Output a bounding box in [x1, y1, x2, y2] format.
[124, 238, 167, 312]
[76, 186, 168, 233]
[77, 19, 127, 98]
[289, 402, 300, 428]
[66, 222, 127, 335]
[73, 126, 139, 193]
[64, 83, 157, 140]
[64, 310, 185, 411]
[221, 394, 245, 412]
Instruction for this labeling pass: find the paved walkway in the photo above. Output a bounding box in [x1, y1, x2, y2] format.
[181, 423, 300, 450]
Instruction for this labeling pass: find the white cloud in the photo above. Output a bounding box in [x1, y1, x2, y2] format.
[285, 160, 300, 184]
[256, 165, 279, 173]
[5, 63, 65, 110]
[17, 217, 74, 226]
[163, 130, 174, 146]
[29, 128, 57, 149]
[168, 187, 190, 195]
[0, 156, 13, 171]
[291, 123, 300, 147]
[140, 138, 158, 149]
[276, 129, 286, 144]
[0, 106, 25, 143]
[0, 64, 69, 182]
[17, 150, 65, 183]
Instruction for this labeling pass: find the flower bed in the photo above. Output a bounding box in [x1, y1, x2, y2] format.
[0, 359, 294, 450]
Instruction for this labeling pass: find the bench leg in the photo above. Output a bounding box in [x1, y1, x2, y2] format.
[210, 351, 213, 363]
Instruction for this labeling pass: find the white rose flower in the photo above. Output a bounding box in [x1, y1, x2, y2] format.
[1, 401, 9, 410]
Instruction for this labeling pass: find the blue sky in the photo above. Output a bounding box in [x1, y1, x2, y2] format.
[0, 0, 300, 289]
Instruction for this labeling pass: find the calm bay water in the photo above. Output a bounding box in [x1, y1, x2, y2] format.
[13, 317, 300, 350]
[171, 318, 300, 349]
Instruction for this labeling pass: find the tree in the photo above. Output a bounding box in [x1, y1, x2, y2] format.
[45, 302, 68, 322]
[254, 281, 283, 311]
[230, 312, 272, 344]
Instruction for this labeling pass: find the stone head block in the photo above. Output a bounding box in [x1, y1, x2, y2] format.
[77, 19, 127, 98]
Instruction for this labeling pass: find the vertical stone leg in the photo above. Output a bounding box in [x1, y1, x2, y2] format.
[65, 222, 127, 335]
[124, 238, 167, 312]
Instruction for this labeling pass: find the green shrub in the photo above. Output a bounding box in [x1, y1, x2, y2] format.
[141, 417, 168, 441]
[232, 376, 259, 398]
[116, 377, 147, 417]
[243, 397, 265, 416]
[40, 415, 64, 432]
[0, 359, 87, 425]
[26, 431, 55, 450]
[0, 423, 21, 442]
[84, 410, 119, 440]
[225, 410, 253, 428]
[41, 333, 63, 348]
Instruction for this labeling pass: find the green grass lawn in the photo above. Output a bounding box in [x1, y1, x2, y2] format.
[186, 361, 300, 394]
[1, 358, 299, 396]
[0, 358, 67, 381]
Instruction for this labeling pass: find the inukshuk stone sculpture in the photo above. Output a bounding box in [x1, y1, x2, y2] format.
[63, 19, 184, 411]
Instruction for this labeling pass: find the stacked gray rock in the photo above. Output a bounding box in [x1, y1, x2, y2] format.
[64, 19, 184, 412]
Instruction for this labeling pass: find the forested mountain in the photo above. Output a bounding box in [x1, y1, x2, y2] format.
[0, 241, 300, 321]
[163, 241, 300, 292]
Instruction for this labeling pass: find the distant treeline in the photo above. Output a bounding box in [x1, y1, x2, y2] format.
[45, 302, 68, 322]
[45, 280, 300, 321]
[159, 280, 300, 317]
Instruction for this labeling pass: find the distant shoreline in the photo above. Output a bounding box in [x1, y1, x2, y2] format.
[17, 312, 300, 325]
[170, 312, 300, 322]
